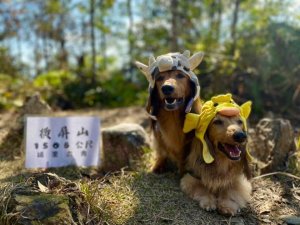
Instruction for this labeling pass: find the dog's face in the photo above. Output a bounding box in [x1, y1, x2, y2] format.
[207, 114, 247, 160]
[154, 70, 191, 111]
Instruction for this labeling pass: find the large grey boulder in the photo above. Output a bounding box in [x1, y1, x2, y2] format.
[248, 118, 296, 173]
[101, 123, 150, 172]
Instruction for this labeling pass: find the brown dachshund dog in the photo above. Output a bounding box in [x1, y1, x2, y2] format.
[181, 94, 252, 216]
[135, 50, 203, 174]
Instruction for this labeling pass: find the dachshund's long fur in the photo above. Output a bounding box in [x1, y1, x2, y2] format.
[181, 114, 252, 216]
[150, 70, 201, 174]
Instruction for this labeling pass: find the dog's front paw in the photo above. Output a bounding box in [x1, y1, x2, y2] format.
[195, 194, 217, 211]
[217, 199, 239, 216]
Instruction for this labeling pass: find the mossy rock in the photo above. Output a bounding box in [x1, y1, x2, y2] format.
[13, 193, 74, 225]
[2, 173, 89, 225]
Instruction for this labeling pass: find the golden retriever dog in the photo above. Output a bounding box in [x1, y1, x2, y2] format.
[135, 50, 204, 174]
[181, 94, 252, 216]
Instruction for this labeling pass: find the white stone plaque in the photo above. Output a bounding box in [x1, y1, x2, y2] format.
[25, 116, 100, 168]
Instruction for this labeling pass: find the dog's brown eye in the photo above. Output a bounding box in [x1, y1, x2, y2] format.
[156, 76, 164, 81]
[176, 73, 185, 79]
[237, 119, 243, 125]
[213, 119, 223, 125]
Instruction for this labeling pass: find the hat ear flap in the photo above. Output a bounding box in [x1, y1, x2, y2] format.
[189, 52, 204, 70]
[135, 61, 151, 82]
[201, 134, 214, 163]
[240, 101, 252, 119]
[182, 50, 190, 58]
[149, 55, 156, 65]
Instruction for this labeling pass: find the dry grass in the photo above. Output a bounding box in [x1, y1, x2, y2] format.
[1, 152, 300, 225]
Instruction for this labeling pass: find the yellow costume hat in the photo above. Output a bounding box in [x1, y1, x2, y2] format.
[183, 93, 252, 164]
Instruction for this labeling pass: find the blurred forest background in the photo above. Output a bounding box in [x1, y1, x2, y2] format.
[0, 0, 300, 125]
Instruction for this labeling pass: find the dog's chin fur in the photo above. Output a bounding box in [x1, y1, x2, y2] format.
[181, 132, 252, 216]
[151, 97, 201, 174]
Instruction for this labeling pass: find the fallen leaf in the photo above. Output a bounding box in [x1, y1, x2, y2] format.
[38, 181, 49, 193]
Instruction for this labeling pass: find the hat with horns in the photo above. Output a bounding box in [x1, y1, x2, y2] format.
[135, 50, 204, 117]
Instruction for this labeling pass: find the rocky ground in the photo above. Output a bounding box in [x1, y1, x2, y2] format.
[0, 104, 300, 225]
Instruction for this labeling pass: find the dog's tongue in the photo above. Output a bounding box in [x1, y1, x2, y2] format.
[224, 144, 241, 158]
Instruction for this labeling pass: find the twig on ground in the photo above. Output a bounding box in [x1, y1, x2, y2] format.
[253, 172, 300, 180]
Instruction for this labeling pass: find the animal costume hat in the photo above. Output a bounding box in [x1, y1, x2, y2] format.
[183, 93, 252, 164]
[135, 50, 204, 117]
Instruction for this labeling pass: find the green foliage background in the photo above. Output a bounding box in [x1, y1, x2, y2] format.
[0, 0, 299, 124]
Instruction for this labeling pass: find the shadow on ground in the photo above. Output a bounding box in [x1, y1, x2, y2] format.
[101, 171, 259, 225]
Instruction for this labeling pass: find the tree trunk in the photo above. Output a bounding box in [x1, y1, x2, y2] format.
[127, 0, 133, 67]
[90, 0, 96, 83]
[16, 33, 22, 65]
[59, 39, 68, 70]
[99, 0, 107, 70]
[230, 0, 240, 55]
[42, 34, 49, 71]
[170, 0, 179, 51]
[215, 0, 222, 42]
[208, 0, 216, 43]
[34, 35, 40, 76]
[58, 14, 68, 70]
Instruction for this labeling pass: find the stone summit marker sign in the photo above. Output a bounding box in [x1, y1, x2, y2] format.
[25, 116, 100, 168]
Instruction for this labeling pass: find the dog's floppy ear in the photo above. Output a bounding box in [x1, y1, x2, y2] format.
[188, 79, 202, 113]
[241, 145, 252, 179]
[146, 86, 160, 118]
[189, 52, 204, 70]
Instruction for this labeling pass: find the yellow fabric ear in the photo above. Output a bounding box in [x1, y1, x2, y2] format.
[240, 101, 252, 119]
[183, 113, 200, 133]
[194, 109, 216, 164]
[240, 101, 253, 161]
[211, 93, 232, 103]
[200, 136, 214, 163]
[184, 113, 215, 163]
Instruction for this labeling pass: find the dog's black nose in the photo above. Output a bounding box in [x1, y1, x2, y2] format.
[233, 131, 247, 143]
[161, 85, 174, 96]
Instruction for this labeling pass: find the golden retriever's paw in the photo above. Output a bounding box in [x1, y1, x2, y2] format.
[217, 199, 239, 216]
[196, 195, 217, 211]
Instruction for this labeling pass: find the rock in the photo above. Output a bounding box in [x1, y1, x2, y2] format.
[101, 123, 150, 172]
[0, 93, 52, 160]
[248, 118, 296, 173]
[15, 92, 52, 131]
[4, 173, 89, 225]
[14, 193, 75, 225]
